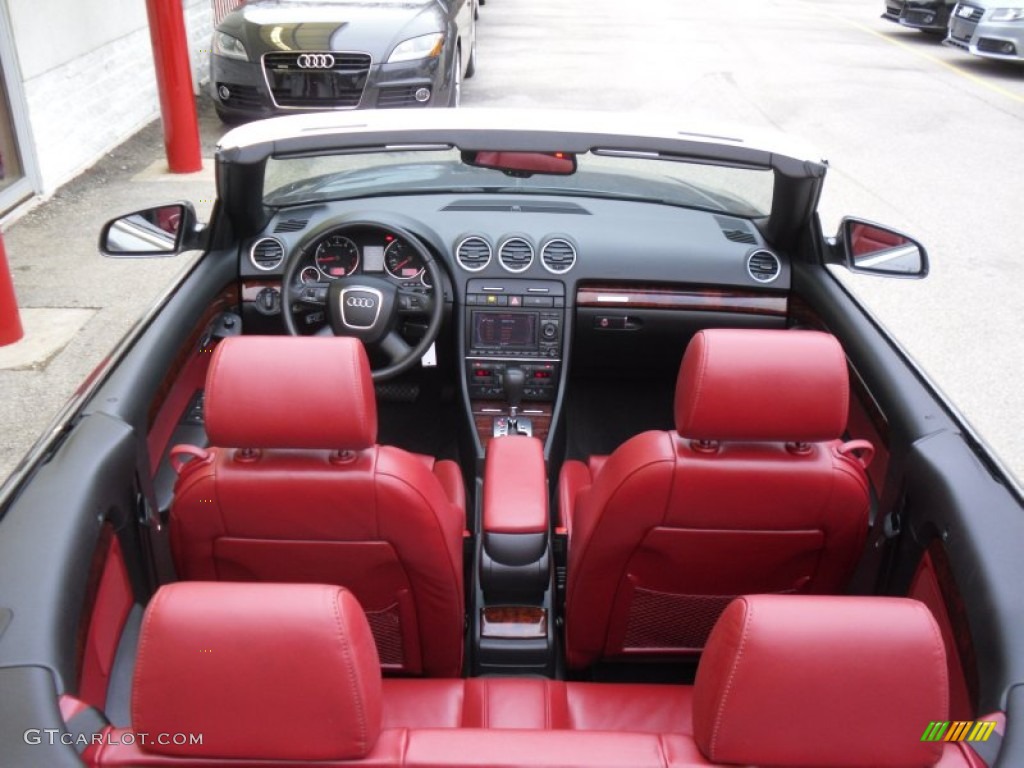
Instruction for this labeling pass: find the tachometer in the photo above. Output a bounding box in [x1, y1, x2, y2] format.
[314, 234, 359, 278]
[384, 238, 425, 282]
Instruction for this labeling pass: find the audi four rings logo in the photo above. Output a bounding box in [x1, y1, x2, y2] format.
[297, 53, 335, 69]
[346, 296, 376, 308]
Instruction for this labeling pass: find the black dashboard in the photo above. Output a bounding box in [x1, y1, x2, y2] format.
[237, 193, 790, 456]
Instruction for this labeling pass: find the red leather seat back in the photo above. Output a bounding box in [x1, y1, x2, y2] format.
[133, 583, 382, 762]
[563, 330, 870, 669]
[170, 336, 465, 677]
[694, 594, 949, 767]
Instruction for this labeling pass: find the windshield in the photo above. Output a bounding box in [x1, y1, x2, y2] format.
[263, 147, 774, 217]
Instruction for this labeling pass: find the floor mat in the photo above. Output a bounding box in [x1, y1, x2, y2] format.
[565, 376, 675, 460]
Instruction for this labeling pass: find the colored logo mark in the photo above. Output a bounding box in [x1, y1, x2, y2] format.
[921, 721, 996, 742]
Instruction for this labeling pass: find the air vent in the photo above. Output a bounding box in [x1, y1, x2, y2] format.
[746, 250, 781, 283]
[714, 215, 757, 245]
[250, 237, 285, 271]
[498, 237, 534, 273]
[442, 199, 591, 215]
[541, 238, 577, 274]
[455, 236, 492, 272]
[274, 218, 308, 233]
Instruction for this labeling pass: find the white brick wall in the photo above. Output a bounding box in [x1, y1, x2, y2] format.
[13, 0, 211, 195]
[185, 0, 214, 90]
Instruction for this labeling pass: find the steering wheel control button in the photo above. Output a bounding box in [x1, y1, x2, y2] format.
[339, 287, 383, 330]
[299, 285, 328, 305]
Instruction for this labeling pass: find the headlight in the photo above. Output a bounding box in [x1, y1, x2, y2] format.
[990, 8, 1024, 21]
[214, 32, 249, 61]
[387, 33, 445, 63]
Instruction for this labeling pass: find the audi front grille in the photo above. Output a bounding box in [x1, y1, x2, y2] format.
[262, 51, 372, 109]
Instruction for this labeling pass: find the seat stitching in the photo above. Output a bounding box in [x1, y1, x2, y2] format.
[833, 339, 849, 436]
[378, 456, 463, 624]
[544, 678, 551, 728]
[709, 599, 753, 756]
[204, 344, 226, 441]
[914, 599, 950, 731]
[346, 342, 372, 446]
[564, 441, 674, 663]
[330, 588, 369, 755]
[682, 332, 710, 431]
[130, 587, 167, 730]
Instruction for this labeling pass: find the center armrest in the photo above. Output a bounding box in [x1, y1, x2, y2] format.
[480, 436, 549, 599]
[483, 436, 548, 535]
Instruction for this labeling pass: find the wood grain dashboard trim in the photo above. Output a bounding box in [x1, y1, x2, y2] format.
[576, 284, 788, 317]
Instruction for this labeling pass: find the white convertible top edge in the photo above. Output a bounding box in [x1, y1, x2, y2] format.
[216, 107, 826, 168]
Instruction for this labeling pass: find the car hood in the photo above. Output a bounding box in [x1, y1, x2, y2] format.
[219, 0, 444, 59]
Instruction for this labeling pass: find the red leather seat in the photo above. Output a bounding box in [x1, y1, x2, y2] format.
[692, 594, 952, 767]
[86, 582, 384, 765]
[169, 335, 465, 677]
[559, 329, 872, 669]
[84, 584, 961, 767]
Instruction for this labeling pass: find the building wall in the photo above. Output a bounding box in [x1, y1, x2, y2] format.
[6, 0, 212, 195]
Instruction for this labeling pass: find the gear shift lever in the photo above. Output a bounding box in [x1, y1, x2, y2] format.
[502, 368, 526, 421]
[494, 368, 532, 437]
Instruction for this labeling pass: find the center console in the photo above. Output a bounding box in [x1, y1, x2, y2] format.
[463, 279, 565, 445]
[474, 435, 554, 675]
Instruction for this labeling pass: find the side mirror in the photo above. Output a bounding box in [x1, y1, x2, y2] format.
[99, 202, 204, 257]
[837, 217, 928, 278]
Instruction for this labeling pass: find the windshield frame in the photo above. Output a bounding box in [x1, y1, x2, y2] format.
[261, 144, 778, 218]
[214, 109, 828, 247]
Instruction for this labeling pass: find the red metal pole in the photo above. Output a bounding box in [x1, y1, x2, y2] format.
[145, 0, 203, 173]
[0, 231, 24, 346]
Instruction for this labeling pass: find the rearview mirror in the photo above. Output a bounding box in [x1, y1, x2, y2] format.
[99, 202, 202, 257]
[461, 150, 577, 177]
[838, 218, 928, 278]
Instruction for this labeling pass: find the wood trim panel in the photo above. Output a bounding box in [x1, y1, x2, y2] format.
[146, 284, 239, 433]
[481, 606, 547, 639]
[472, 401, 552, 449]
[576, 283, 787, 317]
[241, 279, 277, 303]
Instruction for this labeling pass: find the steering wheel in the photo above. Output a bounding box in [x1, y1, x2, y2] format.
[281, 222, 445, 382]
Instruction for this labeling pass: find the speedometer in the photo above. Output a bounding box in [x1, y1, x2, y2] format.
[384, 238, 425, 282]
[315, 234, 359, 278]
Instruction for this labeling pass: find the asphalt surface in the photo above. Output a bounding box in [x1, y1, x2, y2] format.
[1, 0, 1022, 490]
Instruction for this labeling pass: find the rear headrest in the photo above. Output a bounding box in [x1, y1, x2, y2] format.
[675, 329, 849, 442]
[133, 582, 382, 761]
[694, 595, 948, 767]
[205, 335, 377, 450]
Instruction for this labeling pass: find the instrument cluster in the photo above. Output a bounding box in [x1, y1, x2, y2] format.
[300, 228, 431, 288]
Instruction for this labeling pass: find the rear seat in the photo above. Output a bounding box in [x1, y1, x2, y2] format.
[383, 676, 694, 733]
[81, 582, 970, 767]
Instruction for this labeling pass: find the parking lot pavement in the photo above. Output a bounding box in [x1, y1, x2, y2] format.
[1, 0, 1021, 493]
[0, 97, 229, 487]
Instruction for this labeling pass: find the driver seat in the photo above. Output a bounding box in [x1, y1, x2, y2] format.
[168, 335, 466, 677]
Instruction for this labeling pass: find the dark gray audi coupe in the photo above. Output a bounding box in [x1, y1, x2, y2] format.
[210, 0, 477, 122]
[2, 110, 1022, 767]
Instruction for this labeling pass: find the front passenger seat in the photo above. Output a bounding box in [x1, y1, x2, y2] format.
[169, 335, 466, 677]
[559, 329, 872, 670]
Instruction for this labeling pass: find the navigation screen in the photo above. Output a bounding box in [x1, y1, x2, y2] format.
[472, 311, 538, 348]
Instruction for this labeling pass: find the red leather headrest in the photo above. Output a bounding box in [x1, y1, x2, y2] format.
[675, 329, 848, 442]
[205, 335, 377, 450]
[133, 582, 382, 760]
[694, 595, 948, 767]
